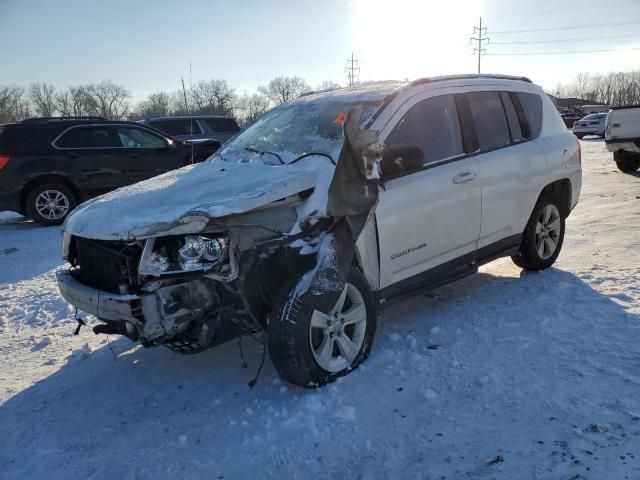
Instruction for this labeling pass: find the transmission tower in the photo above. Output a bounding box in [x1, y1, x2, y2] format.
[470, 17, 489, 74]
[345, 52, 360, 86]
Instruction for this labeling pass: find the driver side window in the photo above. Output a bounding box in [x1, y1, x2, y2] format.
[386, 94, 464, 168]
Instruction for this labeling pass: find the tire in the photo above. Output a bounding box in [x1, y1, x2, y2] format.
[268, 267, 377, 387]
[614, 152, 640, 173]
[575, 133, 584, 139]
[511, 195, 565, 271]
[25, 183, 77, 226]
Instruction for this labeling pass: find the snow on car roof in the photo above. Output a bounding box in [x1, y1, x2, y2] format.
[294, 80, 407, 104]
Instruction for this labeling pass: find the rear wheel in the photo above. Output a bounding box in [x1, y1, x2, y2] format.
[575, 133, 584, 139]
[25, 183, 77, 226]
[268, 267, 377, 387]
[614, 152, 640, 173]
[512, 196, 565, 271]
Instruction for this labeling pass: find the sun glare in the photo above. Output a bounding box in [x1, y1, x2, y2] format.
[354, 0, 483, 81]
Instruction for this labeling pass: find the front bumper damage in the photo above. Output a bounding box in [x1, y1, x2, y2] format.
[57, 270, 220, 346]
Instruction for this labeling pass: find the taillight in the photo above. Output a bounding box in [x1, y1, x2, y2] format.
[0, 155, 9, 170]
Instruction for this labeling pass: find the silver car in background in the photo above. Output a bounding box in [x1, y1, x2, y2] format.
[143, 115, 240, 144]
[572, 113, 607, 138]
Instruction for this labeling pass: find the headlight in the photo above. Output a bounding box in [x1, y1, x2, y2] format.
[139, 235, 227, 276]
[178, 236, 226, 270]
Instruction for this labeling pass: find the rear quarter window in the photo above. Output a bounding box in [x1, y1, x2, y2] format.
[515, 92, 543, 138]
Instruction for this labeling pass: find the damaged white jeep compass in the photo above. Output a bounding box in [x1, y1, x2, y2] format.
[57, 75, 581, 387]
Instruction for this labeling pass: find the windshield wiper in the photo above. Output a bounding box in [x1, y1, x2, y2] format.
[289, 152, 336, 166]
[245, 147, 284, 165]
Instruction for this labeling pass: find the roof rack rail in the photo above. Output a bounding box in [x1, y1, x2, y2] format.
[410, 74, 532, 87]
[21, 116, 108, 124]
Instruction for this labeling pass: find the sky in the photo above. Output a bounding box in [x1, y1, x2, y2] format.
[1, 0, 639, 104]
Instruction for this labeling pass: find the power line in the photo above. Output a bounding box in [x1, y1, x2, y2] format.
[486, 47, 640, 56]
[345, 52, 360, 86]
[490, 20, 640, 34]
[489, 34, 640, 45]
[470, 17, 489, 74]
[482, 0, 639, 18]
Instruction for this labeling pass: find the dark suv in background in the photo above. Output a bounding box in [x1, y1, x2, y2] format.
[142, 115, 240, 144]
[0, 117, 220, 225]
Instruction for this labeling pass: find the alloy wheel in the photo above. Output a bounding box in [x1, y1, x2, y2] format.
[35, 189, 70, 221]
[535, 204, 561, 260]
[309, 283, 367, 373]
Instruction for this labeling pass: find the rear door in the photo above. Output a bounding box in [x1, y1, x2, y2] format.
[375, 93, 482, 288]
[112, 126, 182, 183]
[465, 90, 547, 250]
[53, 125, 128, 195]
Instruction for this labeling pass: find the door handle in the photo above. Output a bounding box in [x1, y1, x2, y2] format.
[130, 154, 140, 159]
[452, 171, 476, 184]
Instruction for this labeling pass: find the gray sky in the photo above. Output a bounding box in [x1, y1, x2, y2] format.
[1, 0, 639, 103]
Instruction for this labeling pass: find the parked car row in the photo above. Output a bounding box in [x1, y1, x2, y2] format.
[0, 117, 224, 225]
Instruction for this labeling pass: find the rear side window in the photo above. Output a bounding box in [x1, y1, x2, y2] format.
[149, 119, 202, 136]
[514, 92, 543, 138]
[466, 91, 510, 151]
[386, 94, 464, 166]
[203, 118, 240, 132]
[56, 127, 120, 148]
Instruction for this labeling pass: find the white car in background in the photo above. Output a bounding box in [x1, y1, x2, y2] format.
[572, 113, 607, 138]
[605, 105, 640, 172]
[57, 74, 582, 387]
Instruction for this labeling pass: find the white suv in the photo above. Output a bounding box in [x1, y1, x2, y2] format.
[57, 74, 582, 387]
[605, 105, 640, 172]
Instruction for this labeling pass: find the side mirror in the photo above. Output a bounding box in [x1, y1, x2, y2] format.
[380, 145, 425, 177]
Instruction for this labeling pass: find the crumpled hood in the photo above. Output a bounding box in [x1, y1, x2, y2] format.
[64, 161, 321, 240]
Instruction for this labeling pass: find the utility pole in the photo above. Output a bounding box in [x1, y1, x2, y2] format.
[470, 17, 489, 74]
[181, 76, 189, 112]
[345, 52, 360, 86]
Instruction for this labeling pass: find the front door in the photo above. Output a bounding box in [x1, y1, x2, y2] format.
[375, 93, 482, 289]
[112, 126, 182, 183]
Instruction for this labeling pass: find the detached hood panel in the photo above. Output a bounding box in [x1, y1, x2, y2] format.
[64, 161, 319, 240]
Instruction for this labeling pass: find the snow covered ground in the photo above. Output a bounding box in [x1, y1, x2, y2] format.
[0, 139, 639, 479]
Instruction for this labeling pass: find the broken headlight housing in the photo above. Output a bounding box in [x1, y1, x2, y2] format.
[139, 235, 228, 276]
[178, 236, 226, 270]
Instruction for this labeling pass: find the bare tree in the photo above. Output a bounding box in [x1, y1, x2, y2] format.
[56, 86, 91, 117]
[258, 76, 311, 105]
[0, 85, 32, 123]
[555, 71, 640, 106]
[189, 79, 236, 116]
[235, 93, 270, 126]
[130, 91, 171, 119]
[28, 82, 57, 117]
[82, 81, 130, 119]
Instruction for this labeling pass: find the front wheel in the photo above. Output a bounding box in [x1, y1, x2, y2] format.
[512, 196, 565, 271]
[268, 267, 377, 387]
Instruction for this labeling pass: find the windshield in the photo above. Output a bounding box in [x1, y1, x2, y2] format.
[215, 99, 381, 165]
[583, 114, 605, 120]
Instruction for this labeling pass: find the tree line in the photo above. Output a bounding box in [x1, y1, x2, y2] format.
[0, 76, 340, 126]
[554, 71, 640, 107]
